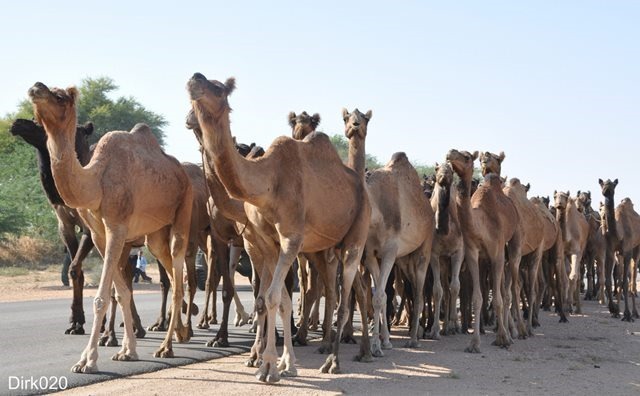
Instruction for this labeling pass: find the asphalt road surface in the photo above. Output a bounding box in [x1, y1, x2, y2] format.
[0, 285, 270, 395]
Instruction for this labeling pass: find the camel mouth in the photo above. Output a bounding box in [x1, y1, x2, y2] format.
[185, 110, 199, 130]
[187, 73, 209, 100]
[28, 82, 51, 101]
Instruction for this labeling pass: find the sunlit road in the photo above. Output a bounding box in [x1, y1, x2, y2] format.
[0, 285, 267, 395]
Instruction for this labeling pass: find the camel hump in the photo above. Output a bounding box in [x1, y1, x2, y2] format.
[129, 123, 162, 148]
[130, 123, 152, 136]
[390, 152, 409, 164]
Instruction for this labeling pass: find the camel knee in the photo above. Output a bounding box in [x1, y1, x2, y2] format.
[94, 296, 106, 312]
[255, 296, 266, 316]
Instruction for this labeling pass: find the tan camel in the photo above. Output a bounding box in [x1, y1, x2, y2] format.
[554, 191, 589, 314]
[342, 108, 433, 356]
[576, 191, 607, 303]
[29, 82, 192, 373]
[287, 111, 338, 351]
[446, 149, 521, 352]
[530, 196, 568, 324]
[480, 152, 529, 339]
[428, 161, 464, 337]
[504, 178, 561, 334]
[188, 74, 371, 383]
[599, 179, 640, 320]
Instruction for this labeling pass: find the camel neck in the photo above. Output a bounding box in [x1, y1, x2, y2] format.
[45, 126, 100, 210]
[347, 136, 366, 178]
[195, 106, 267, 206]
[603, 196, 617, 239]
[200, 148, 247, 224]
[454, 171, 478, 242]
[433, 182, 451, 235]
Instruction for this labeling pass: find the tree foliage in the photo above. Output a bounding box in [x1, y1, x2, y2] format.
[0, 77, 167, 241]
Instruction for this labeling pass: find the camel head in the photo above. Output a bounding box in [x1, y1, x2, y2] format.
[446, 149, 478, 180]
[28, 82, 79, 138]
[479, 151, 505, 177]
[598, 178, 618, 200]
[505, 178, 529, 199]
[289, 111, 320, 140]
[541, 196, 550, 208]
[435, 162, 454, 188]
[188, 73, 236, 118]
[342, 108, 372, 140]
[553, 190, 571, 211]
[575, 191, 592, 213]
[422, 173, 435, 199]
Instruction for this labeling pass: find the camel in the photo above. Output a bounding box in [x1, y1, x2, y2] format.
[428, 161, 464, 338]
[11, 119, 148, 340]
[554, 191, 589, 315]
[446, 149, 521, 352]
[289, 111, 320, 140]
[479, 152, 529, 339]
[10, 119, 95, 334]
[576, 191, 607, 303]
[188, 73, 371, 383]
[599, 179, 640, 321]
[29, 82, 192, 373]
[342, 108, 434, 356]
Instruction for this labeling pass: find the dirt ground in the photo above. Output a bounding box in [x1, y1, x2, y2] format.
[2, 268, 639, 395]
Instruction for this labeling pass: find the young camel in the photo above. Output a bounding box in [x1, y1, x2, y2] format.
[188, 74, 372, 382]
[554, 191, 589, 314]
[446, 149, 521, 352]
[576, 191, 607, 303]
[599, 179, 640, 320]
[29, 82, 192, 373]
[342, 108, 434, 356]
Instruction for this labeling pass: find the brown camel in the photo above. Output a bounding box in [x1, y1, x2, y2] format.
[342, 108, 433, 355]
[428, 161, 464, 337]
[554, 191, 589, 314]
[188, 73, 371, 383]
[599, 179, 640, 320]
[29, 82, 192, 373]
[289, 111, 320, 140]
[446, 149, 521, 352]
[576, 191, 607, 303]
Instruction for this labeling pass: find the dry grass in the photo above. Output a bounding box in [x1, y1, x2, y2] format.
[0, 235, 62, 268]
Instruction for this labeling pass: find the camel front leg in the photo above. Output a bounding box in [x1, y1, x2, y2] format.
[71, 228, 124, 373]
[276, 286, 297, 377]
[569, 253, 583, 314]
[256, 236, 301, 383]
[149, 263, 170, 331]
[230, 246, 252, 326]
[491, 252, 510, 348]
[427, 254, 443, 340]
[447, 249, 464, 335]
[67, 231, 94, 335]
[111, 247, 138, 362]
[465, 248, 483, 353]
[406, 251, 429, 348]
[98, 292, 118, 347]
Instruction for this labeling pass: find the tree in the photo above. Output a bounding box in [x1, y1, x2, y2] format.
[0, 77, 167, 241]
[330, 134, 383, 170]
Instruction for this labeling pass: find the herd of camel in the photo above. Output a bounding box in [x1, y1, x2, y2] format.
[11, 73, 640, 384]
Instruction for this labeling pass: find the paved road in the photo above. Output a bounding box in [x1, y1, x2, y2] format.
[0, 285, 270, 395]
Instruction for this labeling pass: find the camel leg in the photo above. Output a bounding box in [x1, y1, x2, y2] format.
[276, 286, 298, 377]
[67, 229, 94, 335]
[528, 247, 544, 334]
[621, 252, 634, 322]
[246, 247, 268, 367]
[568, 253, 583, 314]
[428, 254, 443, 340]
[197, 240, 214, 329]
[71, 225, 123, 373]
[110, 247, 138, 362]
[320, 245, 370, 374]
[464, 248, 483, 353]
[229, 246, 251, 326]
[255, 232, 301, 384]
[207, 239, 233, 347]
[319, 254, 339, 351]
[405, 250, 429, 348]
[294, 259, 318, 346]
[99, 292, 119, 347]
[446, 250, 464, 335]
[295, 254, 308, 327]
[183, 242, 198, 339]
[490, 250, 510, 349]
[149, 263, 170, 331]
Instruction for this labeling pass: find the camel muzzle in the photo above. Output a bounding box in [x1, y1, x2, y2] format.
[28, 82, 50, 100]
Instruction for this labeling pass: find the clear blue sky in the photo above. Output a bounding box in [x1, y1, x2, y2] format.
[2, 1, 638, 204]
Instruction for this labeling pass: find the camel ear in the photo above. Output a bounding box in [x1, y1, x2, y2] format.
[499, 151, 505, 162]
[341, 108, 349, 121]
[613, 179, 618, 186]
[288, 112, 296, 128]
[66, 86, 79, 104]
[525, 183, 530, 192]
[311, 113, 321, 129]
[554, 190, 557, 197]
[82, 122, 94, 135]
[365, 110, 373, 121]
[224, 77, 236, 95]
[577, 190, 581, 196]
[587, 191, 591, 198]
[566, 190, 570, 196]
[472, 151, 479, 160]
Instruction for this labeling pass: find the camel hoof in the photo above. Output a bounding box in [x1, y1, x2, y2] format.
[622, 313, 634, 322]
[293, 335, 308, 346]
[209, 318, 218, 325]
[207, 338, 230, 348]
[65, 325, 85, 335]
[71, 361, 97, 374]
[465, 345, 481, 353]
[112, 351, 138, 361]
[135, 327, 146, 338]
[371, 347, 384, 358]
[154, 347, 174, 358]
[256, 362, 280, 383]
[320, 355, 340, 374]
[428, 332, 441, 341]
[354, 352, 373, 363]
[147, 321, 168, 332]
[341, 334, 358, 344]
[404, 340, 419, 348]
